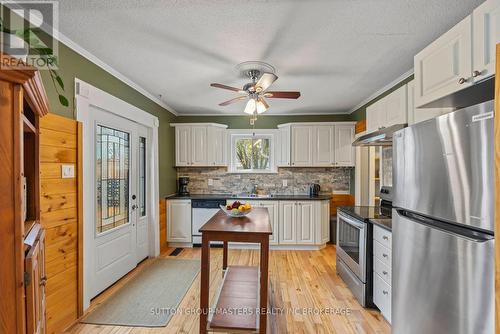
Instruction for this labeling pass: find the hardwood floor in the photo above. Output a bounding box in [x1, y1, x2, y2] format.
[66, 245, 390, 334]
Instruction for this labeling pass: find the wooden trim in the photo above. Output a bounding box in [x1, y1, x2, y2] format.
[0, 53, 36, 84]
[355, 119, 366, 134]
[77, 121, 84, 317]
[23, 71, 49, 117]
[494, 43, 500, 334]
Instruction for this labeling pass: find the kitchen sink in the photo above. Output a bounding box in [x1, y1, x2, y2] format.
[232, 193, 274, 198]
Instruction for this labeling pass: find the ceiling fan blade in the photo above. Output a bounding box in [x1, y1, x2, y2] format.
[218, 96, 247, 106]
[258, 97, 269, 109]
[210, 83, 244, 92]
[255, 73, 278, 92]
[264, 91, 301, 99]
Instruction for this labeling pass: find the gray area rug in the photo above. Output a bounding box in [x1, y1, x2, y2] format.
[82, 258, 200, 327]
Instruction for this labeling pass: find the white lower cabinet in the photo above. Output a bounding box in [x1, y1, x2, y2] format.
[279, 201, 297, 244]
[372, 225, 392, 323]
[232, 200, 279, 245]
[278, 200, 327, 246]
[167, 199, 192, 243]
[296, 201, 315, 244]
[321, 200, 330, 244]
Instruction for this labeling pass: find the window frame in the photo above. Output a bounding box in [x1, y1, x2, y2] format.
[228, 129, 278, 174]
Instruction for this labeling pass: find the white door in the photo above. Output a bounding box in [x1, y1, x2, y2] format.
[334, 125, 355, 166]
[313, 125, 334, 166]
[291, 126, 312, 166]
[296, 202, 315, 244]
[279, 201, 296, 244]
[89, 109, 145, 298]
[190, 126, 208, 166]
[384, 85, 407, 127]
[175, 126, 191, 166]
[136, 126, 150, 262]
[414, 15, 472, 107]
[259, 201, 279, 245]
[472, 0, 500, 81]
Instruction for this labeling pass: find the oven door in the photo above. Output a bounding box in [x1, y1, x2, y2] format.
[337, 212, 366, 282]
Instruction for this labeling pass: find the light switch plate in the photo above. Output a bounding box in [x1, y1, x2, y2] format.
[282, 179, 288, 187]
[61, 164, 75, 178]
[208, 179, 213, 186]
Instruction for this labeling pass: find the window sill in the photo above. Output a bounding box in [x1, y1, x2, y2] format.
[227, 170, 278, 174]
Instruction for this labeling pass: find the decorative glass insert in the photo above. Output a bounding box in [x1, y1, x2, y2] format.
[139, 136, 146, 217]
[96, 125, 130, 233]
[234, 136, 271, 172]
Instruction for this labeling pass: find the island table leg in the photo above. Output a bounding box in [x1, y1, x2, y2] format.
[199, 234, 210, 334]
[259, 237, 269, 334]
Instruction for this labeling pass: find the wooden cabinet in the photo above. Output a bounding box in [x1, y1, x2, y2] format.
[312, 125, 334, 166]
[406, 80, 452, 125]
[334, 124, 355, 166]
[291, 125, 313, 166]
[276, 124, 291, 166]
[296, 201, 315, 245]
[472, 0, 500, 80]
[172, 123, 228, 166]
[372, 225, 392, 323]
[167, 199, 192, 243]
[278, 201, 297, 244]
[366, 85, 407, 132]
[0, 54, 49, 334]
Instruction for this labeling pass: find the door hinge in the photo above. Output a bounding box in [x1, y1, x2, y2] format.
[24, 272, 31, 287]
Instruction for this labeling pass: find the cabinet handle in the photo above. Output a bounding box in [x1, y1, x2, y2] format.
[382, 253, 388, 258]
[458, 77, 467, 84]
[382, 235, 389, 240]
[383, 290, 388, 295]
[382, 271, 388, 275]
[40, 277, 47, 286]
[472, 70, 481, 78]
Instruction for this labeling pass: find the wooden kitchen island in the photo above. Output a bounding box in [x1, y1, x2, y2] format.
[199, 207, 272, 334]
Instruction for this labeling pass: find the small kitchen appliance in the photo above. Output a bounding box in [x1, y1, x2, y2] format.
[177, 176, 190, 196]
[309, 183, 320, 197]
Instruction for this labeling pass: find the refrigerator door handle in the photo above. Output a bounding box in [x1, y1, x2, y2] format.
[396, 209, 494, 242]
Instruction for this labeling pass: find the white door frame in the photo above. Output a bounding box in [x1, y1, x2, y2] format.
[75, 79, 160, 310]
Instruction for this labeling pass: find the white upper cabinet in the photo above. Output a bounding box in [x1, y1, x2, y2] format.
[473, 0, 500, 80]
[313, 125, 335, 166]
[277, 124, 291, 167]
[334, 124, 355, 166]
[406, 80, 452, 125]
[291, 125, 313, 166]
[172, 123, 227, 166]
[366, 85, 408, 132]
[414, 15, 472, 108]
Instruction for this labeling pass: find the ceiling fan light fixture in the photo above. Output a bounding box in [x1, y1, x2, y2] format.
[244, 98, 256, 114]
[256, 99, 268, 114]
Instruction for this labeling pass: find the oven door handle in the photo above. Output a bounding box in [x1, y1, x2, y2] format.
[338, 212, 365, 229]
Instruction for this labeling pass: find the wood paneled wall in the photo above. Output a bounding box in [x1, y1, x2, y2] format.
[330, 194, 355, 217]
[39, 114, 81, 334]
[159, 198, 167, 252]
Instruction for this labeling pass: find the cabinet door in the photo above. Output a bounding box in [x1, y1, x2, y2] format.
[296, 201, 315, 244]
[406, 80, 451, 125]
[190, 126, 208, 166]
[208, 126, 226, 166]
[167, 200, 192, 243]
[384, 85, 407, 127]
[473, 0, 500, 80]
[366, 100, 384, 133]
[25, 230, 45, 334]
[175, 126, 191, 166]
[291, 125, 313, 166]
[334, 124, 355, 166]
[259, 201, 279, 245]
[279, 201, 296, 244]
[321, 201, 330, 244]
[277, 126, 291, 166]
[313, 125, 334, 166]
[414, 15, 472, 107]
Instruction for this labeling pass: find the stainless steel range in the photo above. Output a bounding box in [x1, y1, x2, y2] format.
[336, 186, 392, 307]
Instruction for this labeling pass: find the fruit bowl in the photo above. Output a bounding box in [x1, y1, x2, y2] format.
[220, 201, 252, 217]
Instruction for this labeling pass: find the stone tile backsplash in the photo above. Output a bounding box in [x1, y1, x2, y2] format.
[176, 167, 352, 195]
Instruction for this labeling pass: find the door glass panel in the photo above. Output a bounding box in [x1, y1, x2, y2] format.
[139, 136, 146, 217]
[96, 125, 130, 234]
[338, 219, 360, 264]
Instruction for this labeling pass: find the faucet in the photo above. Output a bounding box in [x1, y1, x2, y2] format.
[251, 184, 258, 195]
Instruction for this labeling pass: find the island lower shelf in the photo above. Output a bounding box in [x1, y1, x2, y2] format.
[208, 265, 259, 332]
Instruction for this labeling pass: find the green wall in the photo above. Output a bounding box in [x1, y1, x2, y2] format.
[350, 75, 414, 121]
[38, 43, 178, 196]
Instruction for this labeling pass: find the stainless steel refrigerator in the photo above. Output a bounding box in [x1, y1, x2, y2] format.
[392, 100, 495, 334]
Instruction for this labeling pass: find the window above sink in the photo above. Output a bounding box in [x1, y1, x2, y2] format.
[228, 129, 277, 174]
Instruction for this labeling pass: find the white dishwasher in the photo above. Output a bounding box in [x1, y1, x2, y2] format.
[191, 199, 226, 246]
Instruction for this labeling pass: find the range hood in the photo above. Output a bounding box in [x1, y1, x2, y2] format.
[352, 123, 406, 147]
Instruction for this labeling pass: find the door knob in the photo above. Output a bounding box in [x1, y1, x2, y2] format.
[472, 70, 481, 78]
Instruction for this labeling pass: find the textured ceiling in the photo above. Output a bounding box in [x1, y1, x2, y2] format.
[55, 0, 483, 115]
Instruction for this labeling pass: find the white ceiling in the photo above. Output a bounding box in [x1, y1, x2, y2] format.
[55, 0, 483, 115]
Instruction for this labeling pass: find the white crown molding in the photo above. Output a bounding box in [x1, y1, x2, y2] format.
[348, 68, 414, 114]
[4, 2, 178, 116]
[177, 111, 351, 116]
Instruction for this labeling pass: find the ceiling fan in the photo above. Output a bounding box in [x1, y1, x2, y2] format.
[210, 69, 301, 115]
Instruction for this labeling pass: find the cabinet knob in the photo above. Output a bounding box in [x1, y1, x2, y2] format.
[458, 77, 467, 84]
[383, 290, 388, 295]
[382, 235, 389, 240]
[472, 70, 481, 78]
[40, 277, 47, 286]
[382, 253, 388, 258]
[382, 270, 388, 275]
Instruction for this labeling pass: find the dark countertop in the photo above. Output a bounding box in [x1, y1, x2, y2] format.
[337, 206, 392, 231]
[166, 193, 333, 201]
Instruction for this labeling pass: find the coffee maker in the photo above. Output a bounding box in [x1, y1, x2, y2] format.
[177, 177, 190, 196]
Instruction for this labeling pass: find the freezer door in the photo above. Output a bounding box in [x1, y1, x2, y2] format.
[392, 209, 494, 334]
[393, 100, 494, 232]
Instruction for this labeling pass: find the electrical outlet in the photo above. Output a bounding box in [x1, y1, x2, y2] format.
[208, 178, 214, 186]
[61, 164, 75, 178]
[282, 179, 288, 187]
